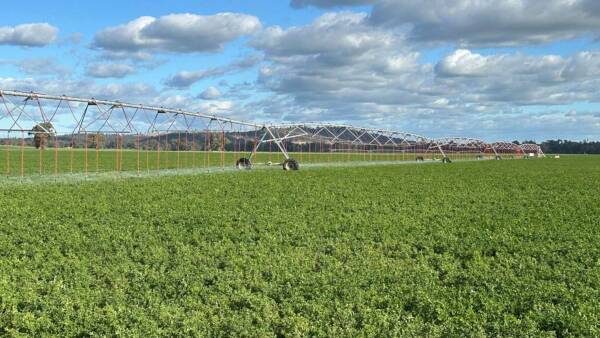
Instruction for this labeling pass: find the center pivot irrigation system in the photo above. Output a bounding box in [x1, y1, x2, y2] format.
[0, 89, 544, 177]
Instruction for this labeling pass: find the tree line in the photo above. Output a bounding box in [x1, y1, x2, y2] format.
[538, 140, 600, 154]
[13, 123, 600, 154]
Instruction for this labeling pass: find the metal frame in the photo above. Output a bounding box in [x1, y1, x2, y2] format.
[428, 137, 490, 159]
[520, 143, 545, 157]
[0, 89, 541, 171]
[262, 123, 432, 160]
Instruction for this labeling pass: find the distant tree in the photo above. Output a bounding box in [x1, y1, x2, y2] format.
[122, 138, 137, 150]
[169, 140, 179, 151]
[541, 139, 600, 154]
[87, 133, 105, 148]
[206, 132, 230, 151]
[144, 138, 159, 150]
[171, 137, 191, 151]
[29, 122, 55, 149]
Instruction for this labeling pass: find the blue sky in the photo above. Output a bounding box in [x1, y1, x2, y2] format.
[1, 0, 599, 141]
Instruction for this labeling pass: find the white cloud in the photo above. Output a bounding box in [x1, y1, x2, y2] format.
[93, 13, 261, 53]
[371, 0, 600, 46]
[199, 86, 222, 100]
[156, 94, 234, 114]
[99, 51, 154, 62]
[0, 77, 157, 104]
[435, 49, 500, 77]
[251, 13, 424, 121]
[86, 63, 137, 78]
[437, 49, 600, 82]
[200, 100, 233, 113]
[0, 58, 70, 76]
[246, 11, 600, 139]
[290, 0, 600, 46]
[252, 12, 390, 57]
[0, 23, 58, 47]
[432, 50, 600, 108]
[2, 4, 598, 140]
[165, 70, 219, 89]
[165, 55, 262, 88]
[251, 12, 424, 119]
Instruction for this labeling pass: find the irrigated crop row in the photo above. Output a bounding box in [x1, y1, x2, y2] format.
[0, 156, 597, 336]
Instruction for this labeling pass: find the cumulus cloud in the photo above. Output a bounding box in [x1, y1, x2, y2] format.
[433, 49, 600, 105]
[165, 54, 262, 88]
[200, 100, 234, 114]
[3, 5, 598, 139]
[246, 11, 600, 139]
[290, 0, 600, 46]
[0, 77, 239, 132]
[251, 13, 424, 121]
[156, 94, 234, 115]
[1, 58, 70, 76]
[165, 69, 224, 89]
[251, 12, 391, 58]
[93, 13, 261, 53]
[251, 12, 421, 117]
[0, 77, 157, 107]
[435, 49, 502, 77]
[0, 23, 58, 47]
[371, 0, 600, 46]
[99, 50, 155, 62]
[86, 63, 137, 78]
[199, 86, 221, 100]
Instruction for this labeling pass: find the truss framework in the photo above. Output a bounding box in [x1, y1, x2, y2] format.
[261, 123, 432, 161]
[0, 89, 544, 172]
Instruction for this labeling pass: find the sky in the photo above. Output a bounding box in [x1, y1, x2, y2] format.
[1, 0, 600, 141]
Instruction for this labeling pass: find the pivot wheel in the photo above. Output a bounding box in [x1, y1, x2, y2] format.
[236, 158, 252, 170]
[442, 157, 452, 163]
[283, 158, 300, 171]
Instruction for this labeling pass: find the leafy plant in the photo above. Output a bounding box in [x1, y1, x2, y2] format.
[0, 156, 598, 336]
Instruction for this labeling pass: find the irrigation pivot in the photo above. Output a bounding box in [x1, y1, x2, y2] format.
[0, 89, 544, 178]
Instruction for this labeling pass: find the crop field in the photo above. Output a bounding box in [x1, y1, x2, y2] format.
[0, 156, 598, 336]
[0, 145, 492, 177]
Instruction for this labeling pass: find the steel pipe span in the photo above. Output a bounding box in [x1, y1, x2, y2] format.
[0, 89, 261, 128]
[0, 89, 544, 174]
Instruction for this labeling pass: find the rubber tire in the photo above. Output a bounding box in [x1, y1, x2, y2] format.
[236, 158, 252, 170]
[283, 159, 300, 171]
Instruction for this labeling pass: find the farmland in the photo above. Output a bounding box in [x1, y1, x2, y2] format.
[0, 145, 490, 177]
[0, 156, 599, 336]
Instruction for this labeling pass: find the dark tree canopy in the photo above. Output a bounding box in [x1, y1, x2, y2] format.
[29, 122, 56, 149]
[541, 140, 600, 154]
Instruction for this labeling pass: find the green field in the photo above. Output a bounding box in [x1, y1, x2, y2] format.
[0, 156, 598, 336]
[0, 146, 495, 177]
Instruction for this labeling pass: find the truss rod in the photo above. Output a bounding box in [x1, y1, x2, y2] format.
[0, 89, 262, 129]
[269, 122, 430, 142]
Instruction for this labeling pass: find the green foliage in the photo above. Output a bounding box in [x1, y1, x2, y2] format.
[0, 146, 446, 176]
[0, 156, 599, 336]
[29, 122, 55, 149]
[542, 139, 600, 154]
